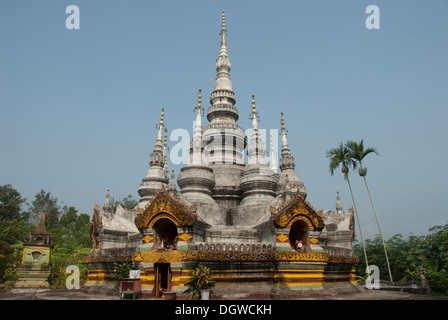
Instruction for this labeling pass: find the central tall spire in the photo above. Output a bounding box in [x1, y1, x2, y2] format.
[207, 10, 238, 123]
[215, 10, 231, 92]
[204, 10, 245, 167]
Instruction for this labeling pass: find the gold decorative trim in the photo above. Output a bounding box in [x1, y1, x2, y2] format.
[133, 250, 183, 263]
[178, 233, 193, 242]
[276, 234, 289, 243]
[275, 251, 328, 262]
[142, 235, 154, 243]
[132, 250, 330, 263]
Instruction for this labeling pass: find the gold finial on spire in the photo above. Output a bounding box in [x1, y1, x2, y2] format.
[156, 107, 167, 142]
[221, 10, 227, 33]
[160, 108, 165, 125]
[195, 88, 202, 112]
[220, 10, 227, 46]
[280, 112, 285, 130]
[280, 112, 288, 135]
[250, 94, 259, 129]
[251, 94, 257, 115]
[171, 168, 175, 180]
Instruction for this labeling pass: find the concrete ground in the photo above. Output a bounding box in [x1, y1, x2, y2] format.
[0, 289, 446, 300]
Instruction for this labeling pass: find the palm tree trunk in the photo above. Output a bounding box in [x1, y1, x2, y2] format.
[346, 176, 369, 270]
[362, 175, 393, 282]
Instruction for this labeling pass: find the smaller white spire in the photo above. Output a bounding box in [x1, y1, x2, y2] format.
[280, 112, 289, 151]
[336, 190, 343, 215]
[163, 132, 168, 174]
[103, 188, 112, 212]
[168, 169, 177, 195]
[194, 89, 203, 138]
[191, 89, 204, 165]
[157, 108, 165, 143]
[251, 94, 258, 130]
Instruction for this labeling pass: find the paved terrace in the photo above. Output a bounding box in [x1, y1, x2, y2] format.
[0, 289, 446, 300]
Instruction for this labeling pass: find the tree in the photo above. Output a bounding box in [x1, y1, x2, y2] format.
[0, 184, 28, 223]
[0, 219, 33, 282]
[353, 226, 448, 295]
[346, 139, 393, 282]
[0, 185, 33, 285]
[326, 143, 369, 270]
[119, 195, 139, 210]
[53, 206, 91, 249]
[28, 189, 60, 229]
[48, 206, 91, 288]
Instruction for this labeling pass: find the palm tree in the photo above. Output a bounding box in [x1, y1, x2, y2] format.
[326, 143, 369, 270]
[346, 139, 393, 282]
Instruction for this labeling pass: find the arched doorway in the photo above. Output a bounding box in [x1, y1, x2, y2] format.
[154, 262, 171, 298]
[152, 217, 178, 250]
[289, 220, 309, 252]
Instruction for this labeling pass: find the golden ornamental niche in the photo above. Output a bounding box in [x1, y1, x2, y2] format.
[270, 193, 324, 230]
[135, 190, 197, 229]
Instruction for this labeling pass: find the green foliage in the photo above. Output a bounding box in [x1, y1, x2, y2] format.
[119, 195, 139, 210]
[0, 219, 31, 283]
[49, 243, 90, 288]
[48, 207, 92, 288]
[354, 225, 448, 295]
[52, 207, 91, 248]
[113, 261, 133, 281]
[110, 195, 139, 212]
[345, 139, 379, 172]
[184, 266, 215, 300]
[0, 185, 93, 289]
[0, 185, 34, 285]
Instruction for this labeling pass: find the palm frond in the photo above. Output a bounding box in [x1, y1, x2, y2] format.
[326, 142, 352, 176]
[346, 139, 379, 163]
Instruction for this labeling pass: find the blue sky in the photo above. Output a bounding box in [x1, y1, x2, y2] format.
[1, 0, 447, 239]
